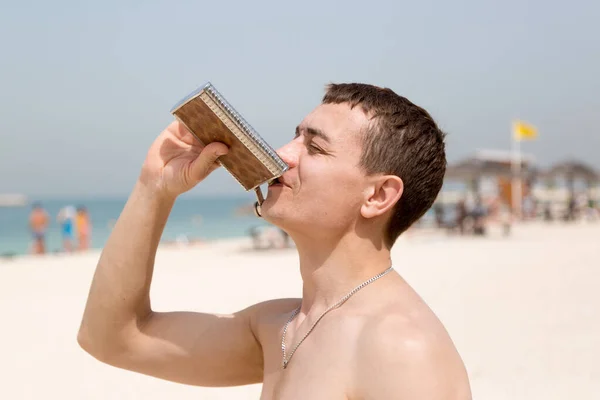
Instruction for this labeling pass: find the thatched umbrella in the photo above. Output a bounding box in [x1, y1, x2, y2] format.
[546, 160, 598, 180]
[445, 152, 536, 193]
[543, 160, 599, 194]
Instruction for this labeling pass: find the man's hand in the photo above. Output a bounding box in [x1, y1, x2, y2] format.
[140, 120, 229, 199]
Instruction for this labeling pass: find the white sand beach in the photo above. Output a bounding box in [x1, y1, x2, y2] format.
[1, 221, 598, 399]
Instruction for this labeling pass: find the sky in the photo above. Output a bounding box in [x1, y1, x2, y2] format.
[1, 0, 599, 198]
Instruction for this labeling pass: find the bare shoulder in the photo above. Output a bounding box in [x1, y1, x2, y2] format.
[353, 300, 472, 400]
[248, 297, 301, 321]
[247, 297, 301, 336]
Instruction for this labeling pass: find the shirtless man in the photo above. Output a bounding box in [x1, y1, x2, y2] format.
[78, 83, 472, 399]
[29, 202, 49, 254]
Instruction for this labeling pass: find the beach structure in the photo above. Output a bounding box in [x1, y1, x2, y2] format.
[0, 194, 28, 207]
[443, 149, 537, 207]
[538, 160, 599, 191]
[531, 160, 599, 208]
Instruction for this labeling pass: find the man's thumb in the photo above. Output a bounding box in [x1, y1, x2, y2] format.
[190, 142, 229, 181]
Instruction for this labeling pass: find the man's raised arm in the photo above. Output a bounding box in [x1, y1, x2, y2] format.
[77, 121, 264, 387]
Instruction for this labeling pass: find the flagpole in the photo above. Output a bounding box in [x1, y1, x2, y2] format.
[511, 125, 522, 218]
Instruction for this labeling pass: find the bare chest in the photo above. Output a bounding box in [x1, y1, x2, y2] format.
[257, 317, 360, 400]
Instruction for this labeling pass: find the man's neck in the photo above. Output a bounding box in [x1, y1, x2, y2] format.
[293, 233, 393, 316]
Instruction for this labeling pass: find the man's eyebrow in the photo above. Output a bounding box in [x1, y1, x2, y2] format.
[295, 125, 331, 143]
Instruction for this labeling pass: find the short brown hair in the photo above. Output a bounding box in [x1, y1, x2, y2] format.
[322, 83, 446, 247]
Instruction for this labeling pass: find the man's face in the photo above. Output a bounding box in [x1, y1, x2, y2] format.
[261, 102, 372, 237]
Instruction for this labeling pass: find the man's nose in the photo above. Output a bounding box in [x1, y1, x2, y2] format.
[276, 140, 301, 168]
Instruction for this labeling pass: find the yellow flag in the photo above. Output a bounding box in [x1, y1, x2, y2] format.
[513, 120, 538, 141]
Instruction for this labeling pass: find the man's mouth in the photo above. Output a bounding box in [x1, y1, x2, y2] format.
[268, 177, 284, 187]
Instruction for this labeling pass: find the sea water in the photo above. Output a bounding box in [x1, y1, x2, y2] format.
[0, 194, 271, 256]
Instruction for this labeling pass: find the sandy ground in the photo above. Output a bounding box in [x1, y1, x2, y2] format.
[0, 220, 598, 399]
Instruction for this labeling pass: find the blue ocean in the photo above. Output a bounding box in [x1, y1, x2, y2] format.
[0, 194, 272, 256]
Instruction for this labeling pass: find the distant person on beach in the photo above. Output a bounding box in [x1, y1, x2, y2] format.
[565, 194, 577, 221]
[57, 205, 76, 252]
[75, 206, 92, 251]
[433, 202, 445, 229]
[78, 83, 471, 399]
[28, 202, 49, 254]
[471, 196, 487, 236]
[456, 198, 468, 235]
[490, 197, 512, 236]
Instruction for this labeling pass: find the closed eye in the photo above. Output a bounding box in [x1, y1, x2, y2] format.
[295, 126, 329, 155]
[308, 143, 323, 154]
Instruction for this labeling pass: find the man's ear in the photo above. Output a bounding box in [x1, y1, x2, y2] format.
[361, 175, 403, 219]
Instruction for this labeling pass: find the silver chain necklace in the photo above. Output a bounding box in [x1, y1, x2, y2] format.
[280, 265, 394, 369]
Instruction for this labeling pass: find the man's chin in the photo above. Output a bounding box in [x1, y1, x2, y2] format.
[259, 202, 277, 220]
[259, 201, 287, 224]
